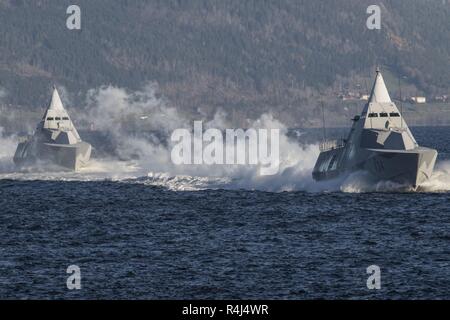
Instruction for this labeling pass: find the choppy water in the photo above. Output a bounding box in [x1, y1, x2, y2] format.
[0, 127, 449, 299]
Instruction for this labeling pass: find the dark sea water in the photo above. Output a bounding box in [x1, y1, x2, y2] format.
[0, 127, 449, 299]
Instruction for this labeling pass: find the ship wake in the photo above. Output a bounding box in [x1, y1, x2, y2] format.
[1, 83, 450, 193]
[339, 161, 450, 193]
[2, 131, 450, 193]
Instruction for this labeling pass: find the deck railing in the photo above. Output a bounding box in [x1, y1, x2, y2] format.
[319, 139, 345, 152]
[17, 135, 32, 143]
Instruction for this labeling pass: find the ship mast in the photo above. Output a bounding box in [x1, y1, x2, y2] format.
[321, 101, 326, 143]
[364, 78, 372, 129]
[398, 77, 403, 129]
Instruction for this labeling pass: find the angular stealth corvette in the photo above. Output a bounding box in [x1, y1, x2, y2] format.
[14, 87, 91, 171]
[312, 69, 437, 189]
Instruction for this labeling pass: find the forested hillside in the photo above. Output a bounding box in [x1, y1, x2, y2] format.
[0, 0, 450, 126]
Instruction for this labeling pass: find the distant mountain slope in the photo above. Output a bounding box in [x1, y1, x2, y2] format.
[0, 0, 449, 125]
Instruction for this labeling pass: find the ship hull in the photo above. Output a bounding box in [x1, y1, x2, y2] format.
[312, 147, 343, 181]
[14, 139, 92, 171]
[364, 147, 437, 188]
[312, 147, 437, 189]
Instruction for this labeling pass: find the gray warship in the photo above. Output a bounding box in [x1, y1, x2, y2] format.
[13, 87, 92, 171]
[312, 69, 437, 189]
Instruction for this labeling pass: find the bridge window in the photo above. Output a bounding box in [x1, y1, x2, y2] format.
[368, 113, 378, 118]
[62, 117, 69, 120]
[389, 112, 400, 117]
[46, 117, 54, 121]
[55, 117, 61, 120]
[380, 112, 388, 117]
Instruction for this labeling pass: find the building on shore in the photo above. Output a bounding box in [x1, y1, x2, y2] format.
[411, 96, 427, 104]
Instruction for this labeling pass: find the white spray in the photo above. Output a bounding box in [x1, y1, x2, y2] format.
[1, 83, 450, 193]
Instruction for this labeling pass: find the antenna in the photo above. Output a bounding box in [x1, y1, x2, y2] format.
[365, 77, 372, 128]
[398, 77, 403, 129]
[321, 101, 327, 143]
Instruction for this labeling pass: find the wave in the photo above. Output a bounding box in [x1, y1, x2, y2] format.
[3, 149, 450, 193]
[2, 83, 450, 193]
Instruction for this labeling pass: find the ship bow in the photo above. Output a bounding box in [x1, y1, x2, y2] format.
[368, 147, 437, 188]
